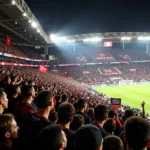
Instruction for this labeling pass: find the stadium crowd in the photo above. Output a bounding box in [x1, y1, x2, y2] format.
[0, 42, 150, 150]
[59, 63, 150, 84]
[54, 47, 150, 64]
[0, 41, 44, 60]
[0, 64, 150, 150]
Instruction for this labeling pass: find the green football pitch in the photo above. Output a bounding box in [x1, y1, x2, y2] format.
[93, 83, 150, 114]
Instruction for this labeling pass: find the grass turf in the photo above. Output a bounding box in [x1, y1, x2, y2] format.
[93, 83, 150, 114]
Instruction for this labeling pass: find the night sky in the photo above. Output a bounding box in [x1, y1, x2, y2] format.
[25, 0, 150, 36]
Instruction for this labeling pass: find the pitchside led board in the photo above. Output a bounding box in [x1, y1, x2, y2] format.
[111, 98, 121, 109]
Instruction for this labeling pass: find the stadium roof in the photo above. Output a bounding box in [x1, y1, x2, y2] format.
[50, 32, 150, 44]
[1, 0, 150, 48]
[0, 0, 49, 47]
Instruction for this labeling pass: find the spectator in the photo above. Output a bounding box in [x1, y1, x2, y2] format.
[11, 76, 18, 85]
[0, 89, 8, 114]
[87, 108, 94, 122]
[0, 114, 19, 150]
[103, 119, 116, 135]
[70, 114, 84, 131]
[20, 90, 54, 147]
[103, 135, 124, 150]
[76, 99, 92, 124]
[124, 109, 134, 120]
[61, 94, 69, 103]
[108, 109, 122, 135]
[58, 102, 75, 150]
[28, 80, 35, 86]
[124, 116, 150, 150]
[14, 85, 37, 126]
[38, 124, 67, 150]
[75, 124, 103, 150]
[33, 85, 39, 96]
[93, 104, 110, 138]
[4, 85, 21, 114]
[120, 109, 135, 148]
[49, 111, 58, 123]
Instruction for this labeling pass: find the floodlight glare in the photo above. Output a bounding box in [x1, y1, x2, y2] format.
[12, 0, 16, 5]
[91, 37, 102, 42]
[138, 36, 150, 41]
[31, 21, 37, 28]
[67, 39, 75, 43]
[50, 34, 56, 40]
[37, 29, 40, 33]
[121, 37, 131, 41]
[23, 12, 27, 17]
[83, 38, 90, 42]
[60, 37, 67, 41]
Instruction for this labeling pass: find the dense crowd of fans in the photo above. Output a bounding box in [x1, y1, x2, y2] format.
[0, 43, 150, 150]
[0, 41, 44, 60]
[60, 63, 150, 83]
[54, 48, 150, 64]
[0, 64, 150, 150]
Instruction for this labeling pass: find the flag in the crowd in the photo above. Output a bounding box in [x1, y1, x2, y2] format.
[6, 36, 11, 46]
[39, 65, 48, 73]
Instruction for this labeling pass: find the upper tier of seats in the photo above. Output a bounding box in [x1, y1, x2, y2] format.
[0, 41, 44, 60]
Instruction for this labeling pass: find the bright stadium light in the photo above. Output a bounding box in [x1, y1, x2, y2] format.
[91, 37, 102, 42]
[83, 38, 90, 42]
[60, 36, 67, 41]
[23, 12, 27, 17]
[138, 36, 150, 41]
[37, 29, 40, 33]
[31, 21, 38, 28]
[138, 36, 144, 40]
[12, 0, 16, 5]
[50, 34, 56, 40]
[146, 37, 150, 40]
[83, 37, 101, 42]
[121, 37, 131, 40]
[29, 19, 31, 23]
[67, 39, 75, 43]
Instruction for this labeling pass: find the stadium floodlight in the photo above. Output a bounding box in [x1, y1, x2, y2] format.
[83, 38, 90, 42]
[67, 39, 75, 43]
[37, 29, 40, 33]
[121, 37, 131, 40]
[91, 37, 102, 42]
[12, 0, 16, 5]
[146, 37, 150, 40]
[50, 34, 56, 40]
[23, 12, 27, 17]
[29, 19, 31, 23]
[138, 36, 144, 40]
[83, 37, 101, 42]
[31, 21, 38, 28]
[138, 36, 150, 41]
[60, 36, 67, 41]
